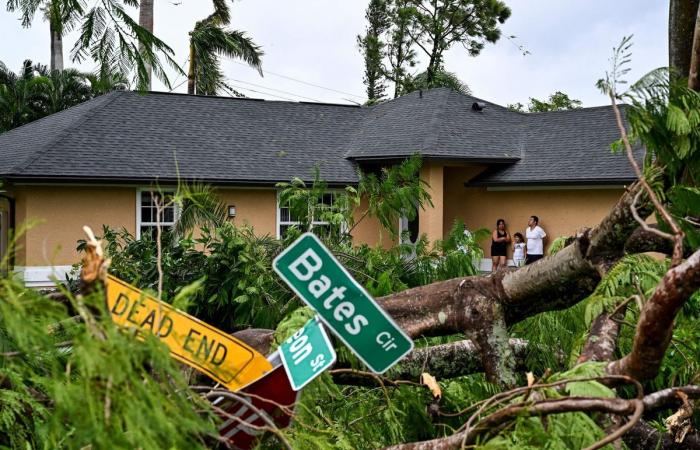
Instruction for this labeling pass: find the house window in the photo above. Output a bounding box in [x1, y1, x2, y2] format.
[399, 202, 420, 245]
[137, 190, 177, 239]
[277, 192, 339, 238]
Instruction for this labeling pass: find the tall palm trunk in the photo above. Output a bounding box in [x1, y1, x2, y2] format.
[49, 19, 63, 71]
[187, 43, 196, 94]
[669, 0, 700, 78]
[139, 0, 154, 89]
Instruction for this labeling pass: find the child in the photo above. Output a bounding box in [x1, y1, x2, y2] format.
[513, 232, 526, 267]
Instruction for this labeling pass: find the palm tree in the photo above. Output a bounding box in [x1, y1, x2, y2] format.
[138, 0, 154, 89]
[0, 60, 126, 132]
[187, 1, 263, 95]
[8, 0, 181, 90]
[0, 60, 52, 131]
[6, 0, 84, 71]
[42, 68, 93, 113]
[71, 0, 182, 91]
[402, 69, 471, 95]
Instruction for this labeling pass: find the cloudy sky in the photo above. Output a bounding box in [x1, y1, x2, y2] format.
[0, 0, 667, 107]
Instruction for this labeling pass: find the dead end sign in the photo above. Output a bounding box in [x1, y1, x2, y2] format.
[106, 275, 272, 391]
[273, 232, 413, 374]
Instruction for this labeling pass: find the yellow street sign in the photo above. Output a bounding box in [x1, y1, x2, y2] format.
[106, 275, 273, 391]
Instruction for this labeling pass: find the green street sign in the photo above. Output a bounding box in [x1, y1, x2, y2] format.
[273, 233, 414, 374]
[279, 316, 336, 391]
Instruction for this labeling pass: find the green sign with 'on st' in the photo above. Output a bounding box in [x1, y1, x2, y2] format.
[273, 233, 414, 374]
[279, 316, 336, 391]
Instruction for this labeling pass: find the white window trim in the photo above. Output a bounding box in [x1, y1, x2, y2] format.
[135, 188, 180, 239]
[275, 190, 346, 239]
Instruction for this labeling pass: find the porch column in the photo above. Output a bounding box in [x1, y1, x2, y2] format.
[418, 163, 444, 245]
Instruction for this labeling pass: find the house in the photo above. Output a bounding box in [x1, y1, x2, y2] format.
[0, 88, 635, 287]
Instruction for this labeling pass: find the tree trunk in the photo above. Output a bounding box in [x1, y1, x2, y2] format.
[669, 0, 700, 78]
[49, 20, 63, 72]
[689, 2, 700, 90]
[139, 0, 154, 90]
[187, 43, 196, 95]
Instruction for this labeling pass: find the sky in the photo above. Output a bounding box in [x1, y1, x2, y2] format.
[0, 0, 668, 108]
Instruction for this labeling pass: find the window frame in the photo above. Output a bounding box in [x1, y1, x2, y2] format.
[276, 190, 345, 239]
[135, 188, 179, 239]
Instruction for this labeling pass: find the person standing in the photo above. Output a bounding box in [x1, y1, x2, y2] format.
[512, 232, 526, 267]
[525, 215, 546, 265]
[490, 219, 510, 271]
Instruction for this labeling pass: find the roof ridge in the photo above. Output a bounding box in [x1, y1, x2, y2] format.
[141, 90, 362, 108]
[11, 92, 124, 175]
[428, 88, 452, 153]
[524, 103, 623, 115]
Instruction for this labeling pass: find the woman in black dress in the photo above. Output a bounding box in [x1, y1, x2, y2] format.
[491, 219, 510, 271]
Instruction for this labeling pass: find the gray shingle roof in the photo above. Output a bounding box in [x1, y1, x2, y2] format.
[469, 105, 638, 186]
[346, 88, 523, 161]
[0, 88, 636, 186]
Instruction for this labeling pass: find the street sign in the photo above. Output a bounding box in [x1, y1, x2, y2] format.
[273, 232, 413, 374]
[216, 360, 299, 449]
[279, 316, 336, 390]
[106, 275, 273, 391]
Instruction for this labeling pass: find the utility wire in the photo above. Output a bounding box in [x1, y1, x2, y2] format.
[224, 77, 325, 103]
[224, 83, 297, 101]
[168, 57, 190, 92]
[227, 58, 365, 99]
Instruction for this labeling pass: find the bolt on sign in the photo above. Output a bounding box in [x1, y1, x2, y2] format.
[279, 316, 336, 391]
[273, 233, 413, 374]
[106, 275, 273, 391]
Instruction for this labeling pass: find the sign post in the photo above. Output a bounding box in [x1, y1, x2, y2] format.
[106, 275, 273, 391]
[273, 233, 413, 374]
[279, 316, 336, 390]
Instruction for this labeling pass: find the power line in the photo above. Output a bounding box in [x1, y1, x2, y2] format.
[224, 83, 297, 101]
[224, 77, 325, 103]
[227, 59, 365, 99]
[168, 57, 190, 92]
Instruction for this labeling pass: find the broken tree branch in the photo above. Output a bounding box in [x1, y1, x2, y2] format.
[607, 248, 700, 380]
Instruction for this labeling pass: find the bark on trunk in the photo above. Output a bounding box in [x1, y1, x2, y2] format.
[625, 225, 676, 256]
[49, 21, 63, 72]
[139, 0, 154, 90]
[607, 248, 700, 380]
[187, 43, 196, 95]
[577, 307, 626, 364]
[623, 420, 700, 450]
[387, 338, 528, 383]
[689, 2, 700, 91]
[669, 0, 700, 79]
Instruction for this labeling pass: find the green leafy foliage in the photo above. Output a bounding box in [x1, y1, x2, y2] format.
[402, 69, 471, 95]
[0, 278, 216, 449]
[508, 91, 582, 113]
[0, 60, 124, 132]
[188, 0, 263, 96]
[356, 154, 433, 237]
[400, 0, 511, 87]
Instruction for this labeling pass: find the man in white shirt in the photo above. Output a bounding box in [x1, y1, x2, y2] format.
[525, 215, 547, 265]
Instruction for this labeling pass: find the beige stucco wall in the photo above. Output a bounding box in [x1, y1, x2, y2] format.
[443, 166, 625, 257]
[419, 163, 444, 245]
[11, 186, 137, 266]
[9, 169, 625, 269]
[216, 188, 277, 237]
[9, 185, 394, 267]
[351, 196, 395, 249]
